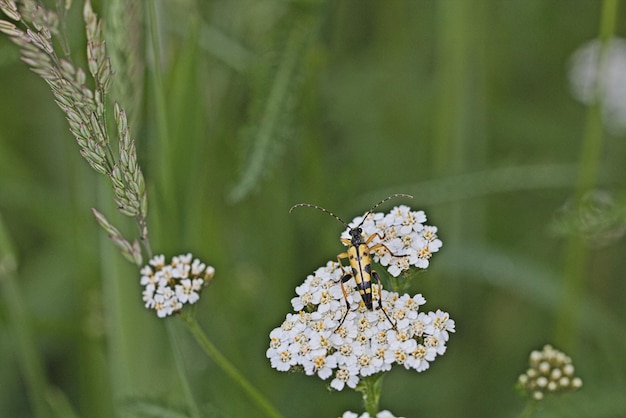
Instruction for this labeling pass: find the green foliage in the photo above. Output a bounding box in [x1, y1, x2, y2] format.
[1, 1, 626, 417]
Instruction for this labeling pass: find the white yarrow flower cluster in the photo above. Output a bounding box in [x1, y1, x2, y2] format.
[267, 261, 455, 390]
[517, 344, 583, 401]
[140, 253, 215, 318]
[341, 410, 404, 418]
[340, 205, 442, 277]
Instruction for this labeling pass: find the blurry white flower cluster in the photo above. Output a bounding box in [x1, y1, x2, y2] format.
[517, 344, 583, 401]
[568, 37, 626, 135]
[267, 261, 455, 390]
[341, 410, 404, 418]
[340, 205, 442, 277]
[140, 253, 215, 318]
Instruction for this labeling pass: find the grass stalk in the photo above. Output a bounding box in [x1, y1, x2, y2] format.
[554, 0, 619, 349]
[165, 321, 202, 418]
[146, 0, 178, 241]
[180, 312, 284, 418]
[433, 0, 471, 178]
[98, 211, 132, 406]
[518, 400, 538, 418]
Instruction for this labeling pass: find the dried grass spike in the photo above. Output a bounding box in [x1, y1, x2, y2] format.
[0, 1, 21, 21]
[92, 208, 142, 266]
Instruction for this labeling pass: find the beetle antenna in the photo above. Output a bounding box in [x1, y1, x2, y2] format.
[356, 193, 413, 228]
[289, 203, 350, 228]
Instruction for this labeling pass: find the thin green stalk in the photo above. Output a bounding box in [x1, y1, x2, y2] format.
[0, 215, 48, 418]
[433, 0, 487, 247]
[389, 273, 411, 294]
[518, 400, 538, 418]
[355, 373, 386, 417]
[180, 312, 284, 418]
[574, 0, 618, 195]
[430, 1, 486, 320]
[98, 185, 132, 405]
[166, 321, 201, 418]
[147, 1, 171, 160]
[554, 0, 619, 349]
[433, 0, 470, 176]
[146, 0, 178, 242]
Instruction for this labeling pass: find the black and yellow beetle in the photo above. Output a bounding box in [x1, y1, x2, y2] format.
[290, 194, 413, 331]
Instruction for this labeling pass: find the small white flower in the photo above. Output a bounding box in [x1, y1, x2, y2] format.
[172, 253, 192, 266]
[268, 343, 298, 372]
[307, 349, 338, 379]
[408, 344, 436, 372]
[291, 279, 322, 311]
[387, 257, 410, 277]
[377, 411, 405, 418]
[356, 351, 377, 377]
[139, 253, 214, 318]
[142, 284, 156, 308]
[175, 278, 202, 304]
[149, 254, 165, 268]
[204, 265, 215, 280]
[191, 258, 206, 275]
[340, 411, 405, 418]
[330, 364, 360, 391]
[426, 309, 455, 342]
[335, 341, 358, 366]
[424, 335, 447, 356]
[140, 265, 155, 285]
[384, 337, 417, 368]
[154, 293, 173, 318]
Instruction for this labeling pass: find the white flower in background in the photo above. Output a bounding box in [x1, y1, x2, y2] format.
[517, 344, 583, 401]
[568, 37, 626, 135]
[340, 205, 442, 277]
[340, 410, 405, 418]
[140, 253, 215, 318]
[266, 261, 455, 390]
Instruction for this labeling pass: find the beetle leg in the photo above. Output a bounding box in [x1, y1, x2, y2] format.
[333, 251, 354, 332]
[372, 270, 397, 330]
[363, 231, 404, 257]
[335, 272, 353, 332]
[337, 250, 349, 265]
[369, 242, 404, 258]
[364, 232, 384, 245]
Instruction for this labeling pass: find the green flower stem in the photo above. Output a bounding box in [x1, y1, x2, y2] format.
[180, 313, 284, 418]
[573, 0, 617, 195]
[554, 0, 619, 349]
[389, 271, 416, 294]
[518, 400, 538, 418]
[356, 373, 386, 417]
[166, 321, 201, 418]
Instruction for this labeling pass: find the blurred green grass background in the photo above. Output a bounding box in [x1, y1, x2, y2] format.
[1, 0, 626, 417]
